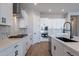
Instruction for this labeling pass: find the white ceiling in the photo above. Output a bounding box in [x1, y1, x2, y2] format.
[22, 3, 79, 15]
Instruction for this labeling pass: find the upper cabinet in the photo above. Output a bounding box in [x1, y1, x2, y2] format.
[0, 3, 13, 26]
[18, 10, 28, 28]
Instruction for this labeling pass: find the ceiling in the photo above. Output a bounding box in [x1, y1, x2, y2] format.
[22, 3, 79, 15]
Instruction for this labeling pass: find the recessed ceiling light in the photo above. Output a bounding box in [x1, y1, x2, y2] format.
[34, 3, 37, 6]
[49, 9, 52, 12]
[61, 9, 65, 12]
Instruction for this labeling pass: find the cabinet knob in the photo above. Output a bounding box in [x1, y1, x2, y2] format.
[54, 45, 56, 50]
[15, 50, 18, 56]
[26, 42, 27, 45]
[34, 33, 36, 34]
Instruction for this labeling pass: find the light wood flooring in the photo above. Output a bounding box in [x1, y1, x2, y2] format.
[26, 41, 51, 56]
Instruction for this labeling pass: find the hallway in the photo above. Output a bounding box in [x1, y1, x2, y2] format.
[26, 42, 51, 56]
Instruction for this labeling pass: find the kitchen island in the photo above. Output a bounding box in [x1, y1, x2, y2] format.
[50, 34, 79, 56]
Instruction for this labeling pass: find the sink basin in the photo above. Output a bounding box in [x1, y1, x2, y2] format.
[56, 37, 78, 42]
[8, 34, 28, 38]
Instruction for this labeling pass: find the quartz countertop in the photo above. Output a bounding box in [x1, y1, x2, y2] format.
[0, 36, 27, 52]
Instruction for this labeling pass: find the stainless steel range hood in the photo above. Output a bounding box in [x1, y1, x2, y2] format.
[13, 3, 22, 17]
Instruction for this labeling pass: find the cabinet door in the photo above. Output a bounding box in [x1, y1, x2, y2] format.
[0, 50, 9, 56]
[23, 40, 27, 55]
[19, 10, 28, 28]
[21, 37, 28, 56]
[13, 40, 25, 56]
[27, 38, 32, 49]
[64, 48, 74, 56]
[63, 47, 78, 56]
[53, 39, 64, 56]
[14, 44, 23, 56]
[0, 4, 12, 25]
[19, 18, 27, 28]
[51, 37, 54, 56]
[0, 46, 15, 56]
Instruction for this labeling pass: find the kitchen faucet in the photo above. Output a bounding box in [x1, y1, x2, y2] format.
[63, 22, 73, 39]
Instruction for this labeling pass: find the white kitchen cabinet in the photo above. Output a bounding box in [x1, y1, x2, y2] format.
[19, 10, 28, 28]
[51, 37, 79, 56]
[0, 43, 23, 56]
[0, 3, 13, 26]
[27, 37, 32, 49]
[0, 45, 15, 56]
[14, 36, 32, 56]
[19, 18, 28, 28]
[24, 36, 31, 51]
[53, 38, 65, 56]
[63, 47, 79, 56]
[28, 38, 32, 48]
[0, 36, 31, 56]
[22, 39, 28, 55]
[21, 36, 32, 55]
[14, 42, 23, 56]
[64, 48, 74, 56]
[51, 37, 54, 56]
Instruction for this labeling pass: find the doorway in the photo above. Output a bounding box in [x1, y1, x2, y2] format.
[71, 16, 79, 36]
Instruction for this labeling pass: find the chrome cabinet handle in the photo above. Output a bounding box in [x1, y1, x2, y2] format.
[54, 45, 56, 50]
[26, 42, 28, 45]
[15, 50, 18, 56]
[14, 45, 18, 48]
[66, 52, 74, 56]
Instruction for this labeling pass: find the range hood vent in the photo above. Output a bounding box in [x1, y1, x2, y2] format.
[13, 3, 22, 17]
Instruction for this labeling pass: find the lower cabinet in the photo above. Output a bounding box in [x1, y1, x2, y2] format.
[51, 37, 79, 56]
[14, 42, 23, 56]
[63, 47, 79, 56]
[22, 39, 27, 56]
[0, 46, 15, 56]
[64, 48, 74, 56]
[53, 39, 65, 56]
[0, 36, 32, 56]
[50, 37, 54, 56]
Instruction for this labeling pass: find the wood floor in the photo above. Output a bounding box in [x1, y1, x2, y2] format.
[26, 41, 51, 56]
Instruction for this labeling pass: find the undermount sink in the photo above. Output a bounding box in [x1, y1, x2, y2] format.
[8, 34, 28, 38]
[56, 37, 78, 42]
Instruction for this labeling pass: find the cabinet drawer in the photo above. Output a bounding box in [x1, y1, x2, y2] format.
[0, 46, 15, 56]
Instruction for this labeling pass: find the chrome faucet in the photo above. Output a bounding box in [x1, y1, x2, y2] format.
[63, 22, 73, 38]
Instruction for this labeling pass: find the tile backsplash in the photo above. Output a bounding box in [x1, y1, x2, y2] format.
[0, 25, 28, 40]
